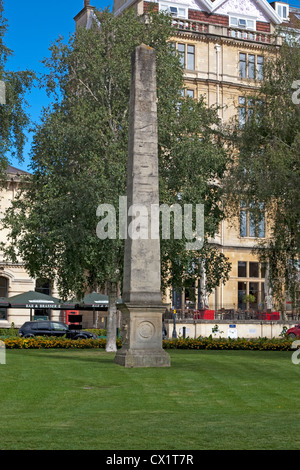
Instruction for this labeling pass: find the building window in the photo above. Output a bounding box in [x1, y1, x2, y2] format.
[238, 281, 247, 309]
[238, 261, 247, 277]
[238, 261, 265, 278]
[239, 97, 246, 127]
[237, 263, 265, 309]
[178, 43, 185, 67]
[159, 3, 187, 18]
[0, 276, 8, 298]
[248, 54, 255, 79]
[257, 56, 264, 80]
[35, 278, 52, 319]
[238, 96, 263, 127]
[249, 262, 259, 278]
[230, 16, 256, 30]
[276, 2, 289, 20]
[238, 97, 255, 126]
[181, 88, 195, 98]
[0, 277, 8, 320]
[239, 53, 247, 78]
[35, 278, 52, 296]
[187, 45, 195, 70]
[240, 202, 265, 238]
[176, 43, 195, 70]
[249, 282, 259, 308]
[239, 53, 264, 80]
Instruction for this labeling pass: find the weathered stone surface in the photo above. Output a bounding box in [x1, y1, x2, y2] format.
[114, 45, 170, 368]
[122, 44, 161, 305]
[114, 305, 170, 367]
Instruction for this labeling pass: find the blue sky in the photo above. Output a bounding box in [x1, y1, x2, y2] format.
[3, 0, 300, 171]
[4, 0, 109, 170]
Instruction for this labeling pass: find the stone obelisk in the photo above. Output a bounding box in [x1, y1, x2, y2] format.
[114, 44, 170, 368]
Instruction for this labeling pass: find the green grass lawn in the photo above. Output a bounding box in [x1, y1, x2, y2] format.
[0, 348, 299, 450]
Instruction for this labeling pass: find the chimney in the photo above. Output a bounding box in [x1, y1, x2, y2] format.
[74, 0, 93, 29]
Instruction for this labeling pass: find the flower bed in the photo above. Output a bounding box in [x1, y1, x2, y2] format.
[3, 336, 121, 349]
[2, 335, 297, 351]
[163, 337, 296, 351]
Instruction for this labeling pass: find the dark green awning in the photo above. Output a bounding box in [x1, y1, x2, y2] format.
[8, 291, 63, 309]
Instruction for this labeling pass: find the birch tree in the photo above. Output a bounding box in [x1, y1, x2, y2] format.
[2, 9, 230, 350]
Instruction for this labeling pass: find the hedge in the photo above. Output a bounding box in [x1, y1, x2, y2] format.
[162, 337, 297, 351]
[1, 335, 298, 351]
[1, 336, 122, 350]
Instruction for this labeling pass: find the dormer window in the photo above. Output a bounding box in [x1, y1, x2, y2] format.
[230, 16, 256, 31]
[159, 2, 187, 19]
[275, 2, 289, 20]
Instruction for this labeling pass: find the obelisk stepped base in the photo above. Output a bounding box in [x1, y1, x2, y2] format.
[114, 306, 171, 368]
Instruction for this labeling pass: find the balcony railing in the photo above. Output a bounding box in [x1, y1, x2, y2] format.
[172, 18, 209, 34]
[172, 18, 281, 45]
[228, 27, 271, 43]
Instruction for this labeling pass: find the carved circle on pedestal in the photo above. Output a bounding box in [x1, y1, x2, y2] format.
[138, 321, 155, 340]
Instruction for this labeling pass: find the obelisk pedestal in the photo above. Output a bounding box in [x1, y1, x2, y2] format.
[114, 45, 170, 368]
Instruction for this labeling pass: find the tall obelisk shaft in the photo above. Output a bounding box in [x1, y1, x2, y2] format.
[123, 44, 161, 304]
[114, 45, 170, 368]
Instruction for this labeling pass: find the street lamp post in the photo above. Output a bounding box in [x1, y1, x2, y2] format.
[172, 311, 177, 339]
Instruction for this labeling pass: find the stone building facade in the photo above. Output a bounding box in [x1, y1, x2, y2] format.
[0, 167, 50, 326]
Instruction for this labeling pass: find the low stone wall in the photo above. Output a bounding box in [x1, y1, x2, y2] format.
[164, 319, 296, 340]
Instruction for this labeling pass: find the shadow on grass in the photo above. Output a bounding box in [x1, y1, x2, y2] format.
[28, 350, 118, 365]
[25, 349, 206, 374]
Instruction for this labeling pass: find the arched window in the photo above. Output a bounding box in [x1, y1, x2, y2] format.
[0, 277, 8, 320]
[35, 278, 52, 296]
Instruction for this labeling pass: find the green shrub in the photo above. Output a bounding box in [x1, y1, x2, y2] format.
[162, 336, 295, 351]
[3, 336, 120, 349]
[0, 322, 18, 338]
[84, 328, 107, 336]
[3, 335, 298, 351]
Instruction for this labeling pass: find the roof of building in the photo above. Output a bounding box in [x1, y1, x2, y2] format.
[6, 165, 30, 176]
[113, 0, 284, 25]
[287, 7, 300, 31]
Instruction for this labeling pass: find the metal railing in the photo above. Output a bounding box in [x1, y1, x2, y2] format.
[163, 309, 300, 321]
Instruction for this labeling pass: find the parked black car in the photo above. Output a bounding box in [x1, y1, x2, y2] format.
[19, 321, 97, 340]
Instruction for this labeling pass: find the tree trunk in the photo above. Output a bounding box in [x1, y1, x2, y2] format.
[105, 281, 118, 352]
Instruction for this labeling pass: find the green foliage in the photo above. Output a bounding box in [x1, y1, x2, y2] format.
[163, 336, 297, 350]
[1, 9, 230, 300]
[242, 294, 256, 304]
[0, 323, 18, 337]
[3, 332, 298, 351]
